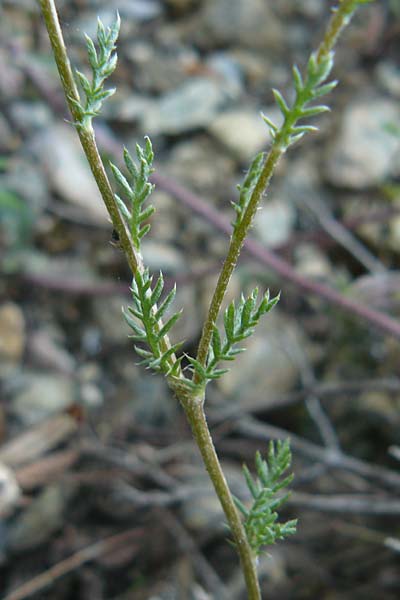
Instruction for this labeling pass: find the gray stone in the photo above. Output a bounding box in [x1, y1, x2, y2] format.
[205, 52, 243, 99]
[217, 310, 305, 410]
[208, 108, 270, 162]
[9, 102, 52, 135]
[164, 136, 235, 196]
[295, 244, 333, 280]
[0, 463, 20, 518]
[199, 0, 283, 49]
[254, 198, 296, 248]
[12, 372, 75, 425]
[376, 62, 400, 98]
[118, 0, 163, 21]
[8, 484, 71, 552]
[325, 97, 400, 188]
[93, 295, 130, 345]
[31, 123, 108, 224]
[124, 43, 196, 95]
[141, 241, 186, 273]
[142, 77, 230, 135]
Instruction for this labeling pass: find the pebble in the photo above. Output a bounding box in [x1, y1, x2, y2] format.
[31, 124, 108, 224]
[0, 463, 20, 518]
[141, 241, 187, 273]
[198, 0, 283, 49]
[12, 372, 75, 425]
[217, 310, 305, 410]
[254, 198, 296, 248]
[8, 483, 71, 552]
[164, 136, 235, 196]
[142, 77, 231, 135]
[0, 303, 25, 377]
[93, 295, 131, 345]
[295, 243, 333, 280]
[208, 108, 269, 163]
[325, 97, 400, 188]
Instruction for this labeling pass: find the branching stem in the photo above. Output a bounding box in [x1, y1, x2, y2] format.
[39, 1, 373, 598]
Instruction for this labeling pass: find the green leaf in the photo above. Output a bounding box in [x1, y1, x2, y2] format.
[272, 89, 290, 117]
[235, 440, 296, 555]
[158, 310, 182, 338]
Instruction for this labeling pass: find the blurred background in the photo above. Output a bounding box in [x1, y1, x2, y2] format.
[1, 0, 400, 598]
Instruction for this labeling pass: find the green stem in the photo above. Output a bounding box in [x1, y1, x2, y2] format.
[194, 0, 367, 377]
[39, 2, 372, 599]
[39, 0, 139, 275]
[39, 0, 177, 367]
[182, 395, 261, 600]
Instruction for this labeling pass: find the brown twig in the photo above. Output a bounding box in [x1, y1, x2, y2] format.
[3, 529, 142, 600]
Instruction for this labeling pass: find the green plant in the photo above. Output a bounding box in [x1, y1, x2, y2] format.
[38, 0, 374, 597]
[235, 441, 297, 557]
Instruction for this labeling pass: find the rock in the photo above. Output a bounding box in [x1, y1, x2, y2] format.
[9, 101, 52, 135]
[205, 52, 243, 99]
[0, 48, 24, 101]
[93, 295, 131, 345]
[0, 303, 25, 377]
[376, 61, 400, 99]
[164, 136, 235, 197]
[3, 158, 48, 215]
[295, 244, 333, 280]
[198, 0, 283, 49]
[27, 329, 75, 375]
[30, 123, 108, 224]
[141, 241, 187, 273]
[146, 190, 180, 243]
[130, 374, 176, 426]
[8, 484, 71, 552]
[217, 310, 304, 410]
[142, 77, 231, 135]
[12, 372, 75, 425]
[254, 198, 296, 248]
[103, 92, 151, 122]
[208, 108, 269, 162]
[118, 0, 163, 21]
[124, 43, 196, 94]
[325, 97, 400, 188]
[0, 463, 20, 518]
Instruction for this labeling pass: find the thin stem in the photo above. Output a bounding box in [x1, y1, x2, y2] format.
[194, 0, 368, 377]
[39, 0, 175, 366]
[182, 396, 261, 600]
[39, 0, 139, 275]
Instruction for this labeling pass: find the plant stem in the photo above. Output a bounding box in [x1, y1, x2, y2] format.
[38, 12, 258, 589]
[39, 2, 373, 599]
[38, 0, 139, 275]
[39, 0, 175, 366]
[194, 0, 368, 377]
[182, 395, 261, 600]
